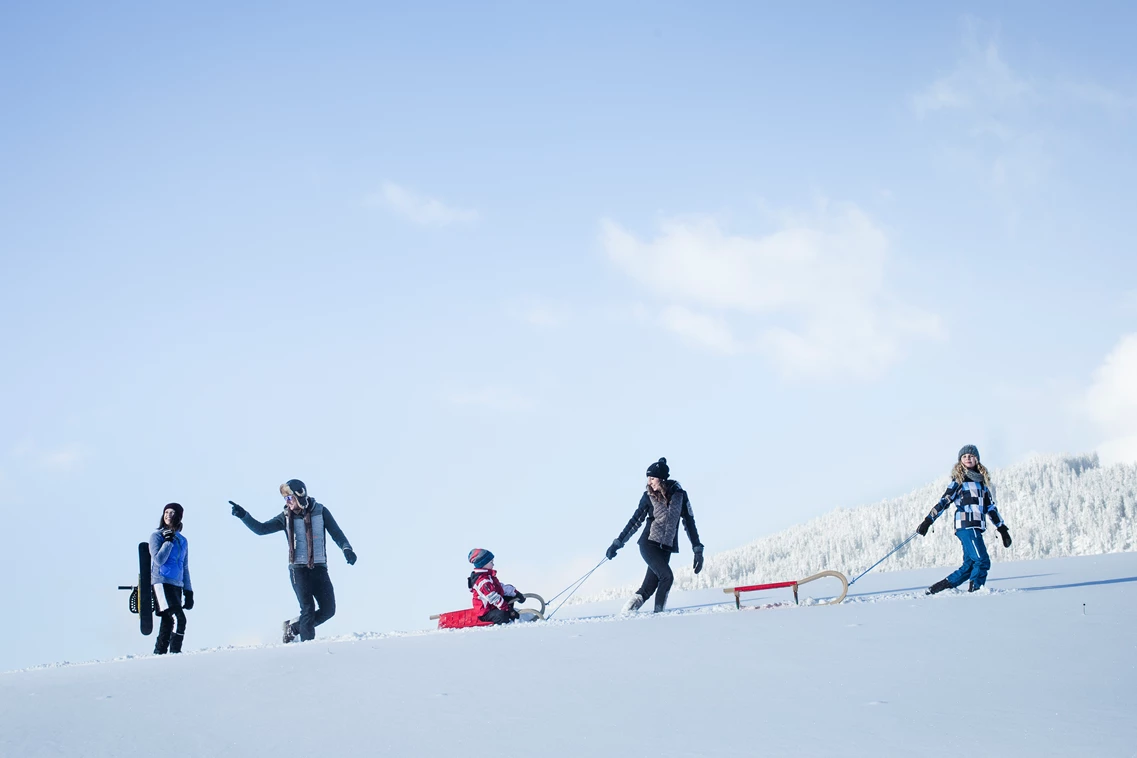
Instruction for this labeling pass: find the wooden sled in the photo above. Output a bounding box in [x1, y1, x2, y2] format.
[723, 570, 848, 610]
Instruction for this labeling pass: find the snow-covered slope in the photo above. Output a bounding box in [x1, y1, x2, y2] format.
[3, 552, 1135, 757]
[584, 454, 1137, 603]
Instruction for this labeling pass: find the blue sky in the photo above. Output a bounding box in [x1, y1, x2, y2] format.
[2, 2, 1135, 670]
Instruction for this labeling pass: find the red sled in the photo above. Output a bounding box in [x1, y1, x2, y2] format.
[430, 594, 547, 629]
[431, 608, 494, 629]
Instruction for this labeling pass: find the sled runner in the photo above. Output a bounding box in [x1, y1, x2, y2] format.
[724, 570, 848, 609]
[117, 542, 154, 635]
[431, 593, 546, 629]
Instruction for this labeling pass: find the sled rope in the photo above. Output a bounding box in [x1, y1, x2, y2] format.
[848, 532, 918, 586]
[544, 557, 608, 620]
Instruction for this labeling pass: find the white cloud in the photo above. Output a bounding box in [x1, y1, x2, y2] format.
[912, 19, 1132, 221]
[660, 306, 740, 355]
[1086, 333, 1137, 465]
[445, 386, 535, 413]
[600, 203, 943, 378]
[365, 181, 478, 226]
[912, 21, 1033, 118]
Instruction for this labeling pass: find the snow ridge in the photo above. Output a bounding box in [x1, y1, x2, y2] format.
[579, 453, 1137, 602]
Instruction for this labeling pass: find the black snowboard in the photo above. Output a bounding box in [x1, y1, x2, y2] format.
[137, 541, 153, 635]
[118, 542, 154, 635]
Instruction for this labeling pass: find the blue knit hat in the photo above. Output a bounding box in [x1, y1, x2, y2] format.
[468, 548, 494, 569]
[958, 444, 980, 462]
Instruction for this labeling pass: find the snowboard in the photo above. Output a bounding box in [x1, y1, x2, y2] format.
[137, 541, 153, 635]
[119, 542, 154, 635]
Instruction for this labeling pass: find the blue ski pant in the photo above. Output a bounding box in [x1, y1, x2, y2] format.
[945, 528, 991, 589]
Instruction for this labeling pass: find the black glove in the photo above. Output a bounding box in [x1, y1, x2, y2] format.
[606, 539, 622, 560]
[229, 501, 247, 519]
[997, 525, 1012, 548]
[183, 590, 194, 610]
[512, 592, 525, 604]
[693, 546, 704, 574]
[916, 517, 933, 536]
[509, 609, 520, 620]
[161, 529, 175, 542]
[344, 548, 357, 565]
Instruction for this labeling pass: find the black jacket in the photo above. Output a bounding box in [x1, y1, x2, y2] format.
[616, 480, 702, 554]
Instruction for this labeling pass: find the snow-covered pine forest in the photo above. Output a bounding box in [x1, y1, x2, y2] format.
[580, 453, 1137, 602]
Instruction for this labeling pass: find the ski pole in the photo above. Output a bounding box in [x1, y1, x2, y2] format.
[848, 533, 918, 586]
[545, 557, 608, 620]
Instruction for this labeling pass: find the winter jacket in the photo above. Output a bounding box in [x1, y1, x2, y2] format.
[238, 501, 352, 566]
[616, 480, 702, 554]
[468, 568, 521, 615]
[926, 479, 1005, 532]
[149, 530, 192, 591]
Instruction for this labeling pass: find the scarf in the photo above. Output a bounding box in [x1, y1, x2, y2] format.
[286, 504, 315, 569]
[965, 468, 985, 484]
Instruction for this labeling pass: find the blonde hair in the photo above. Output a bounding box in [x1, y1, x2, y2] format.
[952, 460, 990, 486]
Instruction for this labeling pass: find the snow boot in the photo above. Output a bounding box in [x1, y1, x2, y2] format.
[282, 618, 299, 644]
[622, 593, 645, 613]
[925, 579, 952, 596]
[967, 581, 984, 593]
[169, 632, 185, 654]
[154, 613, 173, 654]
[153, 623, 172, 655]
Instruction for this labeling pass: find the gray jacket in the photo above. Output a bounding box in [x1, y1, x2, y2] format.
[616, 480, 702, 554]
[238, 501, 352, 566]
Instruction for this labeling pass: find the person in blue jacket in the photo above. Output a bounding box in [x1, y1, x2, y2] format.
[230, 479, 356, 643]
[150, 502, 193, 655]
[917, 445, 1013, 595]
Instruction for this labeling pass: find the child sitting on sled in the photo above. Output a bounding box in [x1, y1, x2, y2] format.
[468, 548, 525, 624]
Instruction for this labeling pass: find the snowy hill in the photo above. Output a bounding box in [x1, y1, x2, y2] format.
[582, 453, 1137, 603]
[3, 552, 1136, 757]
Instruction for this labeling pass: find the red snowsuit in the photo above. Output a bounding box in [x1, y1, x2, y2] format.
[469, 568, 520, 615]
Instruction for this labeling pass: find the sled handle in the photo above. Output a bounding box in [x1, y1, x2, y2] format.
[517, 593, 546, 616]
[794, 570, 848, 605]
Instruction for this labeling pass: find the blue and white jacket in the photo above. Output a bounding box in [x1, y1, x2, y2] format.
[149, 530, 192, 590]
[926, 479, 1005, 532]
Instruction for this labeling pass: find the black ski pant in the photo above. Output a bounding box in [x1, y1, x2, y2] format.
[636, 540, 674, 612]
[290, 564, 336, 641]
[479, 608, 516, 625]
[154, 583, 186, 654]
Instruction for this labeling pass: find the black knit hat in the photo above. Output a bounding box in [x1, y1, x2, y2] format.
[646, 457, 670, 479]
[159, 502, 184, 531]
[958, 445, 980, 462]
